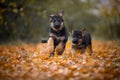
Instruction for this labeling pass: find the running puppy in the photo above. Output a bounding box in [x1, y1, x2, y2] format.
[47, 11, 68, 57]
[71, 28, 92, 55]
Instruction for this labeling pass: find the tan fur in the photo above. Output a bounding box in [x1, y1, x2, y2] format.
[50, 33, 65, 41]
[61, 22, 64, 26]
[50, 22, 54, 27]
[47, 37, 54, 53]
[59, 11, 64, 17]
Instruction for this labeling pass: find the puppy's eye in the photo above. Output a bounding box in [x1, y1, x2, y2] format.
[61, 20, 64, 22]
[53, 20, 56, 22]
[58, 18, 64, 22]
[59, 19, 64, 22]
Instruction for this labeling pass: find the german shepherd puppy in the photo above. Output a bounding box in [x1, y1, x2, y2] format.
[46, 11, 68, 57]
[71, 28, 92, 56]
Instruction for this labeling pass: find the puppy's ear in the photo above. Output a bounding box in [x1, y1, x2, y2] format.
[80, 30, 84, 37]
[49, 14, 54, 18]
[49, 14, 54, 21]
[59, 11, 64, 17]
[81, 27, 86, 31]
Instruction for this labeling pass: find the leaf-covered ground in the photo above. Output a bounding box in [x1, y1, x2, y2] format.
[0, 40, 120, 80]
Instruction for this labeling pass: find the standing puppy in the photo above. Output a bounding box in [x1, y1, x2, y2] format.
[72, 29, 92, 55]
[47, 11, 68, 57]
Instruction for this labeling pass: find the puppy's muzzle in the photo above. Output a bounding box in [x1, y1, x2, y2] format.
[54, 25, 61, 29]
[72, 38, 79, 44]
[54, 21, 61, 29]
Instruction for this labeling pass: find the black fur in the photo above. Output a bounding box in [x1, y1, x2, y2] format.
[50, 26, 68, 45]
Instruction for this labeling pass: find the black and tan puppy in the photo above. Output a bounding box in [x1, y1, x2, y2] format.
[46, 11, 68, 57]
[71, 28, 92, 56]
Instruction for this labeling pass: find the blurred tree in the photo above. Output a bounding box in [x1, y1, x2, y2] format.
[0, 0, 119, 44]
[100, 0, 120, 38]
[0, 0, 26, 43]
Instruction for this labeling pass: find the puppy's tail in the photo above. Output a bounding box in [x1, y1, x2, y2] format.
[41, 40, 47, 43]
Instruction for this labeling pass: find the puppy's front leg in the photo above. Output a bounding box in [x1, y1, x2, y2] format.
[88, 45, 93, 56]
[47, 37, 54, 57]
[55, 42, 64, 55]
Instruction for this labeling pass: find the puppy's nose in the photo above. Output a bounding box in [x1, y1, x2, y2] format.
[54, 24, 61, 29]
[54, 25, 60, 29]
[72, 38, 78, 44]
[54, 21, 61, 29]
[55, 24, 60, 27]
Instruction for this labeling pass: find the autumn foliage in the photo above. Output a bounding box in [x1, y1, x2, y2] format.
[0, 40, 120, 80]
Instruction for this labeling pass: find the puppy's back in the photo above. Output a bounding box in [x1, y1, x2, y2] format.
[83, 31, 92, 46]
